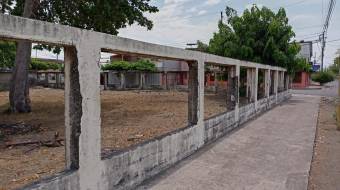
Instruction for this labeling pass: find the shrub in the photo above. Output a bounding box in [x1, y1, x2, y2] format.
[101, 59, 156, 72]
[312, 71, 335, 85]
[30, 59, 62, 71]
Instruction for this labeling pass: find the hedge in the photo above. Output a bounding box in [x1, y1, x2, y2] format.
[101, 59, 156, 72]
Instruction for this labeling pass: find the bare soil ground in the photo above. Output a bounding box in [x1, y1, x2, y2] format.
[0, 88, 227, 190]
[308, 97, 340, 190]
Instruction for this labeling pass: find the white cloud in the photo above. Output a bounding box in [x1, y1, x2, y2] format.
[187, 7, 198, 13]
[118, 0, 218, 48]
[198, 10, 207, 15]
[204, 0, 221, 6]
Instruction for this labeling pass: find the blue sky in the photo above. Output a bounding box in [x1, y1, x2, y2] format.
[117, 0, 340, 67]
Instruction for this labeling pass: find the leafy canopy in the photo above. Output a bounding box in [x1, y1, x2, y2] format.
[0, 41, 16, 68]
[312, 71, 335, 85]
[6, 0, 158, 56]
[198, 5, 301, 74]
[30, 58, 62, 71]
[11, 0, 158, 35]
[328, 56, 340, 75]
[101, 60, 156, 72]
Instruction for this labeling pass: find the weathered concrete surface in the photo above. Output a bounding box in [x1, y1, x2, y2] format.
[0, 13, 292, 190]
[138, 94, 319, 190]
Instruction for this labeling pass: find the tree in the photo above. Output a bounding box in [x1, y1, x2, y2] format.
[0, 0, 13, 14]
[9, 0, 38, 113]
[101, 60, 156, 72]
[328, 56, 340, 75]
[199, 5, 300, 74]
[4, 0, 158, 113]
[0, 41, 16, 68]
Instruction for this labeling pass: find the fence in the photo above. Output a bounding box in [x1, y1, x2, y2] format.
[0, 13, 290, 190]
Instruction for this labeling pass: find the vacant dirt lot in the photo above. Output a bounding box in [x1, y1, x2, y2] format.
[0, 88, 227, 189]
[308, 97, 340, 190]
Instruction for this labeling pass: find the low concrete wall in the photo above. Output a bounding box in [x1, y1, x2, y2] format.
[22, 91, 291, 190]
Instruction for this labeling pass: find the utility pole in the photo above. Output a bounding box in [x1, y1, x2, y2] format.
[321, 32, 326, 71]
[220, 11, 223, 23]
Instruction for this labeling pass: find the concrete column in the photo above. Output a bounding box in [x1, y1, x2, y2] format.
[64, 47, 82, 170]
[214, 71, 218, 93]
[285, 73, 290, 90]
[120, 72, 125, 90]
[45, 73, 49, 87]
[188, 62, 199, 125]
[139, 72, 145, 89]
[227, 66, 235, 111]
[55, 72, 60, 89]
[281, 71, 285, 91]
[274, 70, 279, 102]
[235, 65, 240, 122]
[165, 72, 168, 90]
[198, 60, 205, 125]
[254, 67, 258, 109]
[75, 41, 102, 189]
[104, 72, 108, 90]
[246, 69, 252, 101]
[265, 69, 270, 98]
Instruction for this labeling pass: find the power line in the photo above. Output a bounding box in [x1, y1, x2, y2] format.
[320, 0, 336, 71]
[294, 25, 323, 30]
[296, 32, 323, 39]
[327, 38, 340, 43]
[277, 0, 309, 8]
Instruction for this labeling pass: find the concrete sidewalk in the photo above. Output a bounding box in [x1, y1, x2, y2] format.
[138, 95, 320, 190]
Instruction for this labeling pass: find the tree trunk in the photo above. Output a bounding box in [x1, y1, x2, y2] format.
[9, 0, 37, 113]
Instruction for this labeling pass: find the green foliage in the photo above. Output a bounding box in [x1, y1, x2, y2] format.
[0, 0, 14, 13]
[329, 56, 340, 75]
[311, 71, 335, 85]
[0, 42, 63, 70]
[200, 5, 301, 74]
[10, 0, 158, 56]
[11, 0, 158, 35]
[101, 59, 156, 72]
[294, 58, 312, 73]
[0, 40, 16, 68]
[30, 59, 62, 71]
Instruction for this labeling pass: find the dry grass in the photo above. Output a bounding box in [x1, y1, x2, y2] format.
[0, 88, 227, 189]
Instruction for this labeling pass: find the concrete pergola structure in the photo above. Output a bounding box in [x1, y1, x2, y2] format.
[0, 14, 290, 190]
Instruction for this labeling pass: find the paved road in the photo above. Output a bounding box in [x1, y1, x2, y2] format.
[292, 81, 338, 97]
[138, 95, 320, 190]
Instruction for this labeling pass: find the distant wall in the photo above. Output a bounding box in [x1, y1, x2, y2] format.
[293, 72, 310, 89]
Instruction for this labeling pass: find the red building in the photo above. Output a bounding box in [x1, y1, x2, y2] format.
[292, 71, 310, 89]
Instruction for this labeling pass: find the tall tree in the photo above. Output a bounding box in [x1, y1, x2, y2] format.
[199, 5, 300, 74]
[9, 0, 39, 113]
[4, 0, 158, 113]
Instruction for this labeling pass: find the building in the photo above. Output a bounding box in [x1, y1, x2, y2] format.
[297, 41, 313, 63]
[293, 41, 313, 89]
[102, 54, 189, 90]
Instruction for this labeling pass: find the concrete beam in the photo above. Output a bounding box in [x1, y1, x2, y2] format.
[0, 13, 286, 72]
